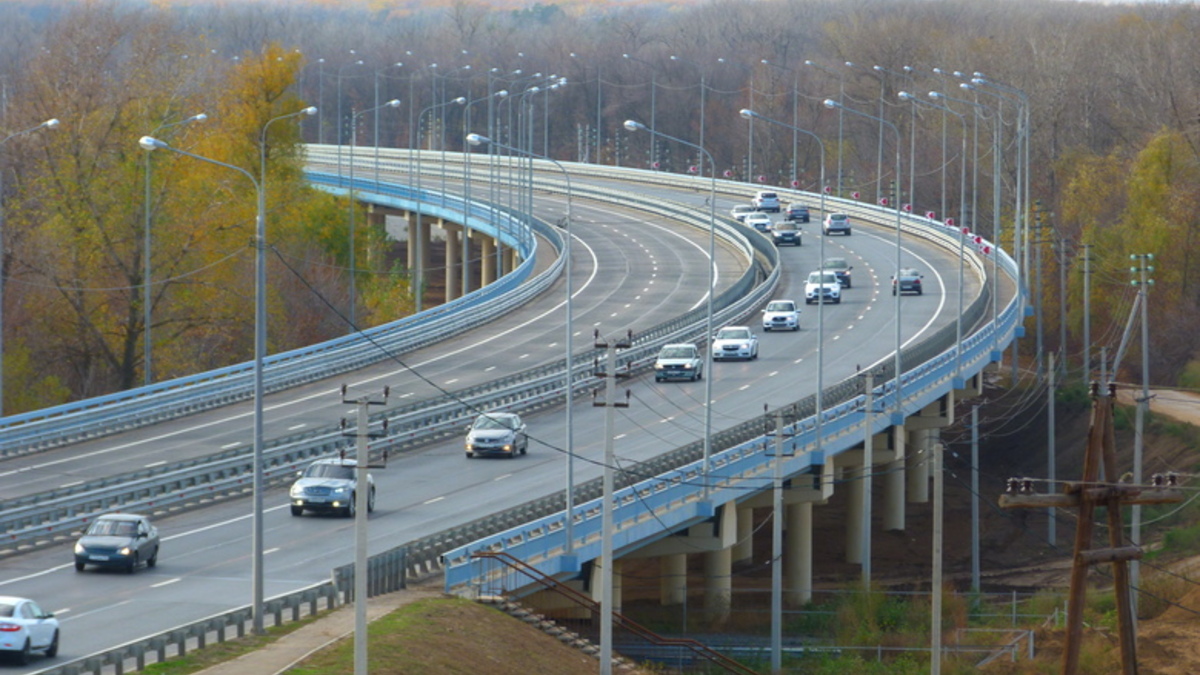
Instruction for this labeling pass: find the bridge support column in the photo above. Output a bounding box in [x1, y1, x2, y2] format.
[785, 501, 813, 605]
[883, 426, 907, 531]
[480, 236, 497, 285]
[733, 507, 753, 565]
[443, 221, 461, 302]
[460, 228, 474, 295]
[505, 248, 519, 275]
[844, 463, 865, 564]
[907, 429, 931, 503]
[703, 547, 732, 624]
[660, 554, 687, 606]
[589, 557, 623, 617]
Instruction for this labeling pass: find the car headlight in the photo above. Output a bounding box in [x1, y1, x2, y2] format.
[654, 363, 664, 370]
[75, 542, 85, 554]
[332, 486, 349, 495]
[119, 546, 132, 556]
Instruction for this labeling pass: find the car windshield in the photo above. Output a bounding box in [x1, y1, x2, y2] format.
[774, 223, 796, 231]
[659, 346, 695, 359]
[717, 328, 751, 340]
[87, 518, 138, 537]
[759, 192, 777, 199]
[304, 463, 355, 480]
[473, 415, 515, 431]
[808, 272, 838, 284]
[823, 258, 848, 269]
[766, 301, 794, 312]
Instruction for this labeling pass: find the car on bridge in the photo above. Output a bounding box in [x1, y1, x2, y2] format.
[784, 203, 810, 222]
[752, 190, 781, 212]
[0, 596, 58, 665]
[290, 458, 375, 517]
[711, 326, 759, 360]
[745, 212, 773, 233]
[805, 271, 842, 304]
[771, 221, 802, 246]
[762, 300, 800, 331]
[892, 268, 924, 295]
[465, 412, 528, 459]
[729, 204, 755, 222]
[821, 256, 853, 288]
[74, 512, 160, 574]
[823, 212, 851, 236]
[654, 343, 703, 382]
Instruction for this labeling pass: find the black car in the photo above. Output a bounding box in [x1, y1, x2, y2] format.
[784, 203, 810, 222]
[821, 256, 853, 288]
[75, 513, 160, 573]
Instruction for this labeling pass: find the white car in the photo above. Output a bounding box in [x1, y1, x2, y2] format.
[466, 412, 528, 458]
[762, 300, 800, 331]
[654, 343, 703, 382]
[289, 458, 376, 517]
[0, 596, 59, 665]
[744, 211, 773, 233]
[752, 190, 781, 212]
[823, 212, 851, 235]
[729, 204, 755, 222]
[711, 325, 759, 360]
[805, 271, 842, 304]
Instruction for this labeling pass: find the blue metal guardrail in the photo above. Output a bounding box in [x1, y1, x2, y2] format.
[443, 211, 1018, 593]
[0, 172, 547, 457]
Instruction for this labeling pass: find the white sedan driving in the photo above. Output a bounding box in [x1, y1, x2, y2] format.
[711, 326, 759, 360]
[0, 596, 59, 665]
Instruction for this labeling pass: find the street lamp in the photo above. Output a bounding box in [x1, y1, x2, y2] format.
[716, 57, 754, 179]
[139, 133, 268, 633]
[467, 131, 577, 559]
[0, 117, 59, 416]
[804, 60, 846, 196]
[622, 119, 716, 495]
[143, 112, 206, 387]
[759, 59, 799, 181]
[739, 108, 824, 672]
[347, 99, 401, 330]
[413, 96, 466, 312]
[876, 66, 916, 209]
[622, 53, 660, 169]
[373, 62, 405, 185]
[669, 55, 708, 176]
[901, 92, 968, 384]
[824, 99, 902, 584]
[336, 55, 365, 180]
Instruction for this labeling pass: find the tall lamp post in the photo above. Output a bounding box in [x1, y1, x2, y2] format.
[347, 99, 401, 330]
[0, 116, 59, 416]
[143, 112, 207, 387]
[876, 66, 916, 209]
[622, 120, 716, 493]
[622, 54, 660, 168]
[740, 109, 824, 672]
[903, 92, 968, 383]
[335, 55, 365, 180]
[804, 60, 846, 196]
[466, 132, 577, 555]
[717, 57, 754, 179]
[759, 60, 799, 181]
[824, 99, 901, 584]
[139, 133, 269, 632]
[669, 55, 708, 176]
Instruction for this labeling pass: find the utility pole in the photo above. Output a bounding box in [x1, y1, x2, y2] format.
[1082, 244, 1093, 384]
[860, 371, 875, 585]
[1000, 383, 1181, 675]
[766, 405, 794, 675]
[931, 440, 944, 675]
[1129, 253, 1154, 616]
[1047, 352, 1057, 546]
[339, 384, 390, 675]
[593, 328, 632, 675]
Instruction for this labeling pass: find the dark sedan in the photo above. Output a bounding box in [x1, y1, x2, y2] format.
[784, 203, 810, 222]
[74, 513, 160, 573]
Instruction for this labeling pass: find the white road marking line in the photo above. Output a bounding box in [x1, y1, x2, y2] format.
[424, 496, 445, 505]
[152, 578, 181, 588]
[59, 480, 83, 488]
[493, 474, 512, 482]
[288, 424, 307, 431]
[144, 461, 166, 468]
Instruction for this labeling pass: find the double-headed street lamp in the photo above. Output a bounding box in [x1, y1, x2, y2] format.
[143, 113, 207, 387]
[0, 117, 60, 416]
[739, 108, 825, 672]
[622, 120, 717, 493]
[466, 131, 578, 557]
[347, 99, 400, 330]
[142, 105, 308, 632]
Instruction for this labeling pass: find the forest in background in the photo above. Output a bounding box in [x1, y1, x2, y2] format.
[0, 0, 1198, 413]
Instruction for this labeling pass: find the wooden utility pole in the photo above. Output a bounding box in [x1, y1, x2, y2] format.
[999, 383, 1181, 675]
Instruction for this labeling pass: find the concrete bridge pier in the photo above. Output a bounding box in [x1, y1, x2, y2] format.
[442, 220, 461, 302]
[905, 392, 955, 505]
[480, 236, 497, 285]
[883, 426, 907, 531]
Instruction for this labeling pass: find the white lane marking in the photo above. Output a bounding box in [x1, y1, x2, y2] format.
[144, 461, 166, 468]
[288, 424, 307, 431]
[152, 578, 181, 588]
[768, 371, 779, 377]
[221, 442, 241, 449]
[59, 480, 83, 488]
[614, 434, 627, 440]
[739, 384, 751, 391]
[264, 548, 280, 555]
[444, 379, 459, 385]
[55, 600, 133, 622]
[484, 366, 496, 372]
[424, 496, 445, 505]
[493, 474, 512, 482]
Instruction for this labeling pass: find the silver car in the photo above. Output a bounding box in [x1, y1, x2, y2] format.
[290, 458, 376, 517]
[711, 326, 759, 360]
[762, 300, 800, 331]
[654, 343, 703, 382]
[466, 412, 529, 458]
[823, 213, 851, 236]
